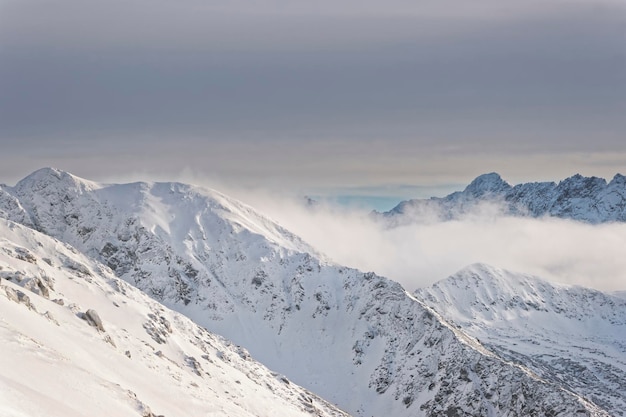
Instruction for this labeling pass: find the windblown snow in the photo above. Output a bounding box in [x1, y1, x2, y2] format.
[0, 218, 350, 417]
[415, 264, 626, 416]
[1, 167, 624, 417]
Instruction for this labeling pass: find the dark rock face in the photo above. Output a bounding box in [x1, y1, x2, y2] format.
[464, 172, 513, 197]
[0, 168, 616, 417]
[382, 173, 626, 224]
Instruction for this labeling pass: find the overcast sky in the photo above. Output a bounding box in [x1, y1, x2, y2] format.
[1, 0, 625, 200]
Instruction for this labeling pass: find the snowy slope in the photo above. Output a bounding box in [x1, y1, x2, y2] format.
[415, 264, 626, 416]
[381, 172, 626, 224]
[0, 218, 351, 417]
[0, 168, 613, 416]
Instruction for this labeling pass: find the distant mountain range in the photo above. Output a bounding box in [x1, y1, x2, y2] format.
[1, 168, 624, 416]
[379, 173, 626, 224]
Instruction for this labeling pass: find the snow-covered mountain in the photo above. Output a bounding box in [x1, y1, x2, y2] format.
[380, 172, 626, 224]
[415, 263, 626, 417]
[0, 218, 349, 417]
[0, 168, 617, 416]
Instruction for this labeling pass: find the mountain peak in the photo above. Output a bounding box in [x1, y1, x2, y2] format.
[609, 173, 626, 186]
[557, 173, 607, 190]
[2, 169, 620, 417]
[427, 263, 544, 305]
[382, 173, 626, 224]
[420, 263, 626, 323]
[463, 172, 511, 196]
[14, 167, 100, 193]
[415, 264, 626, 415]
[18, 167, 69, 183]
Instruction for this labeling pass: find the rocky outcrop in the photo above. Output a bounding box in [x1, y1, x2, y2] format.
[4, 285, 35, 310]
[415, 264, 626, 416]
[82, 309, 105, 332]
[381, 173, 626, 224]
[0, 218, 353, 417]
[0, 168, 614, 416]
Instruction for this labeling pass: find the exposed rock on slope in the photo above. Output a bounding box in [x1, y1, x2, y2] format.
[0, 168, 614, 416]
[0, 218, 351, 417]
[381, 172, 626, 224]
[415, 263, 626, 416]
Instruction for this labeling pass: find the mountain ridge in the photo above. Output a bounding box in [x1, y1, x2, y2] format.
[0, 168, 620, 416]
[415, 263, 626, 416]
[0, 217, 350, 417]
[381, 172, 626, 224]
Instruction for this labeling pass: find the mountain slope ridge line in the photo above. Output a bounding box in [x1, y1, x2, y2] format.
[0, 217, 351, 417]
[380, 172, 626, 225]
[0, 167, 617, 416]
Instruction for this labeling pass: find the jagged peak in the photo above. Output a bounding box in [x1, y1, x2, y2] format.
[381, 172, 626, 224]
[609, 173, 626, 186]
[463, 173, 511, 196]
[557, 173, 607, 188]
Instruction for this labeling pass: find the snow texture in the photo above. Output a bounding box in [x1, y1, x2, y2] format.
[0, 168, 619, 416]
[415, 263, 626, 416]
[380, 172, 626, 225]
[0, 218, 350, 417]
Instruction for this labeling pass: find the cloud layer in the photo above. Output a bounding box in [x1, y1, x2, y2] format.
[242, 194, 626, 292]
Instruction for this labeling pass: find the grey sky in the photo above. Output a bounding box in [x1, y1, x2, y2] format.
[1, 0, 625, 196]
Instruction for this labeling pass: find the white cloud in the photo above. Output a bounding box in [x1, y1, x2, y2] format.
[240, 193, 626, 292]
